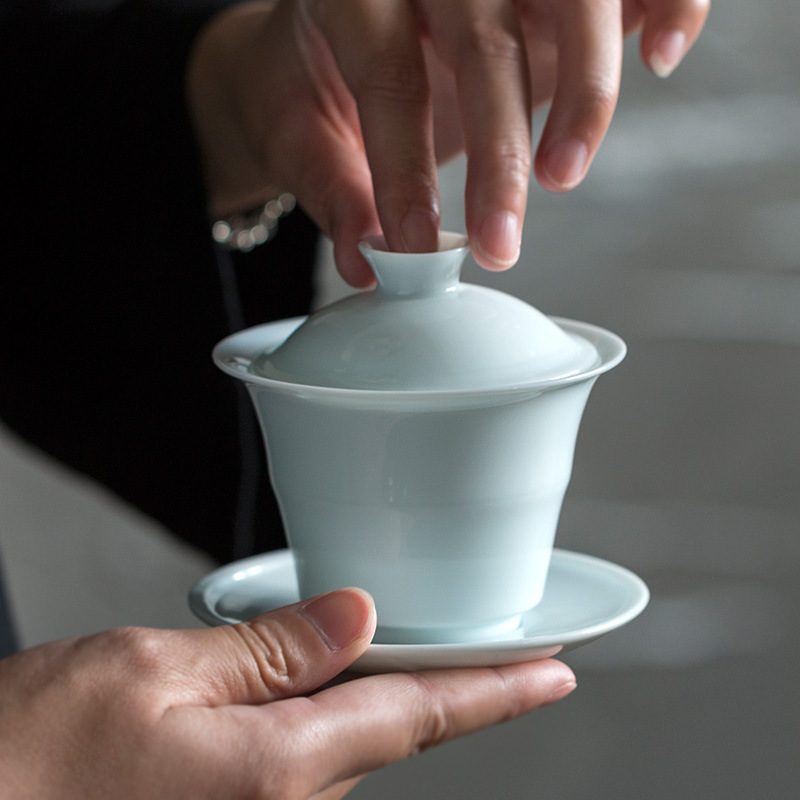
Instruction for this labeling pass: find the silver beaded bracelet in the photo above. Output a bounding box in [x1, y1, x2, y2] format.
[211, 192, 296, 253]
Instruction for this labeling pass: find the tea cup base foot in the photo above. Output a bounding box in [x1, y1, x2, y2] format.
[374, 614, 525, 645]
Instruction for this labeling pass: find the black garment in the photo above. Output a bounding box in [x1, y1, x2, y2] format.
[0, 0, 318, 572]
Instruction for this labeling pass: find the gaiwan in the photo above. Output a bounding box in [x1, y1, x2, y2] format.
[213, 232, 625, 644]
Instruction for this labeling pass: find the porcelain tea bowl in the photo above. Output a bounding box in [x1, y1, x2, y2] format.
[213, 232, 625, 644]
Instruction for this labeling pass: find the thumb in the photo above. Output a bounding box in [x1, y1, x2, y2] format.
[175, 588, 376, 707]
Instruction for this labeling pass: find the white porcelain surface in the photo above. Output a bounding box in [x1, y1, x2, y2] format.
[251, 233, 599, 391]
[213, 236, 626, 641]
[189, 548, 650, 673]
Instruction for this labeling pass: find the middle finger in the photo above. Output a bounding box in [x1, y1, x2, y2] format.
[423, 0, 533, 270]
[299, 0, 440, 254]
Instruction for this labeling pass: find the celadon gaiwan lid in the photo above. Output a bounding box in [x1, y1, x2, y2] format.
[249, 232, 612, 392]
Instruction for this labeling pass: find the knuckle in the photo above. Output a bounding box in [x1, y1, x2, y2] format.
[461, 19, 525, 66]
[231, 620, 295, 695]
[105, 626, 168, 675]
[486, 666, 525, 722]
[81, 628, 169, 724]
[357, 49, 428, 107]
[578, 72, 619, 119]
[486, 137, 532, 192]
[408, 674, 455, 754]
[498, 137, 533, 175]
[382, 160, 438, 205]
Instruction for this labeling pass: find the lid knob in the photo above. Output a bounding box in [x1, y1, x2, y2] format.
[248, 231, 603, 391]
[359, 232, 470, 297]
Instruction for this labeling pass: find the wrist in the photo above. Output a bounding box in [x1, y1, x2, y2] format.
[186, 1, 282, 219]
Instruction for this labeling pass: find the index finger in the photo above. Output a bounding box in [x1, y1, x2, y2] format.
[274, 659, 576, 795]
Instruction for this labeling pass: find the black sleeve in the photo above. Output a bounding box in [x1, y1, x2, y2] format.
[0, 0, 319, 564]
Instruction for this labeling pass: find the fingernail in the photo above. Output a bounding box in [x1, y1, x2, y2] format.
[650, 30, 687, 78]
[400, 206, 440, 253]
[543, 679, 577, 706]
[476, 210, 521, 269]
[300, 588, 375, 652]
[542, 138, 588, 190]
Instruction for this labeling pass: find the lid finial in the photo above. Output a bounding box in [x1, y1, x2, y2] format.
[359, 232, 470, 297]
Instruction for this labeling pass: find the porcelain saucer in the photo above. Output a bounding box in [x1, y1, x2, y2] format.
[189, 549, 649, 673]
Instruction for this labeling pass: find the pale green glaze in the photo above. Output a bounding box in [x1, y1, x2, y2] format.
[252, 232, 599, 391]
[213, 234, 626, 643]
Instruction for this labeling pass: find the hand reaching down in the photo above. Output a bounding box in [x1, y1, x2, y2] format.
[187, 0, 709, 281]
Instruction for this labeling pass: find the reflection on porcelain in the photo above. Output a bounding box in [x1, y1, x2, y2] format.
[213, 233, 626, 643]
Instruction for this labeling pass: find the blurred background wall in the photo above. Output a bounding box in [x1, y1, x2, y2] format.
[1, 0, 798, 797]
[348, 2, 800, 796]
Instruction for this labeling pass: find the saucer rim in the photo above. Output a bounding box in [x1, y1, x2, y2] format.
[189, 548, 649, 672]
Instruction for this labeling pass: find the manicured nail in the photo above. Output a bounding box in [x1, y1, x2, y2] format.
[400, 206, 440, 253]
[650, 30, 687, 78]
[476, 210, 521, 269]
[300, 588, 375, 651]
[542, 138, 588, 190]
[543, 679, 578, 706]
